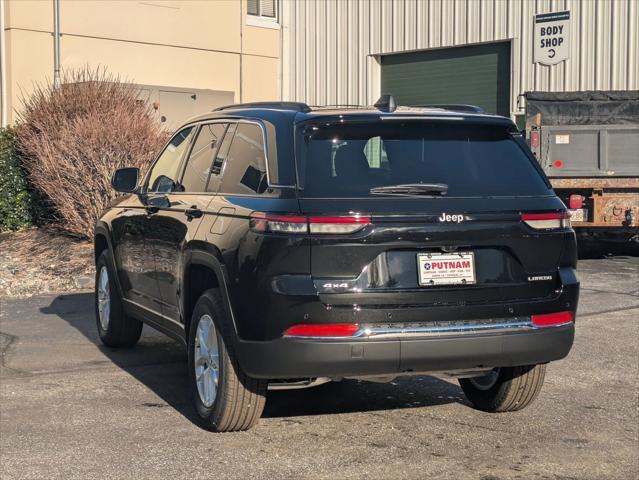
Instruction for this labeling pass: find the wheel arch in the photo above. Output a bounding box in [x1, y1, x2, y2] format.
[94, 222, 125, 299]
[182, 245, 239, 341]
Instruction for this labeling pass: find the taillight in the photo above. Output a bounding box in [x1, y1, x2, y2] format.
[309, 215, 370, 234]
[531, 131, 540, 148]
[569, 194, 584, 210]
[531, 311, 574, 327]
[249, 213, 370, 235]
[249, 213, 307, 233]
[283, 323, 360, 337]
[521, 212, 571, 229]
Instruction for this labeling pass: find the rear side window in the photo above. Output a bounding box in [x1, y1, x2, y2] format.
[297, 122, 551, 198]
[181, 123, 227, 192]
[219, 123, 269, 195]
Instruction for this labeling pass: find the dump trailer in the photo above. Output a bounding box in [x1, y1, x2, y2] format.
[525, 91, 639, 244]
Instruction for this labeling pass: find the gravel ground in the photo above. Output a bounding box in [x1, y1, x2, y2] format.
[0, 256, 638, 480]
[0, 229, 94, 297]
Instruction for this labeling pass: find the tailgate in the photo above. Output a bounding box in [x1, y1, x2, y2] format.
[300, 197, 568, 307]
[540, 124, 639, 177]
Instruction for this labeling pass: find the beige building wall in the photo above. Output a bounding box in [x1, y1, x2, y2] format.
[0, 0, 281, 125]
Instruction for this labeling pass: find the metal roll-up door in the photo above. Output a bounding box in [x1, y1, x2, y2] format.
[381, 42, 511, 116]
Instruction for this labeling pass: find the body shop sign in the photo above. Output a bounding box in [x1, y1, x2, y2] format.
[534, 11, 570, 65]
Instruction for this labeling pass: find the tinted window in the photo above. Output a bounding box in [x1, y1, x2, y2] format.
[206, 123, 236, 193]
[219, 123, 268, 195]
[297, 122, 551, 198]
[181, 123, 227, 192]
[147, 127, 194, 193]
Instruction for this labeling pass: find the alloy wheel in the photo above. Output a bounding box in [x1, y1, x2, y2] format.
[194, 314, 220, 408]
[469, 368, 500, 391]
[97, 266, 111, 330]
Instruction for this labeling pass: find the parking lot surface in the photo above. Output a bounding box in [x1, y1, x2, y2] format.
[1, 256, 638, 480]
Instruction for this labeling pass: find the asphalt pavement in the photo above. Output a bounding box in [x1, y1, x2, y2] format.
[1, 256, 638, 479]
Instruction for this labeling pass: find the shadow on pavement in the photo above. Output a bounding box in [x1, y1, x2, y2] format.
[263, 375, 466, 418]
[578, 239, 639, 259]
[40, 292, 466, 426]
[40, 292, 197, 424]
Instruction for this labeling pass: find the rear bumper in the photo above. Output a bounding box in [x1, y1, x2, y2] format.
[235, 323, 575, 379]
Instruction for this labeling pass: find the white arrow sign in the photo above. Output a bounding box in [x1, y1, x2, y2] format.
[534, 11, 570, 65]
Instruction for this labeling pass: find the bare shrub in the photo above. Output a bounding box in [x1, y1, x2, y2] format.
[16, 68, 168, 238]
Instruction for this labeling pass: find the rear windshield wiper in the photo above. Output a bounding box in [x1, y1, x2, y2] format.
[369, 183, 448, 196]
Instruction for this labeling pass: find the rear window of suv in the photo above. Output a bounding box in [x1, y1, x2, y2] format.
[296, 121, 551, 198]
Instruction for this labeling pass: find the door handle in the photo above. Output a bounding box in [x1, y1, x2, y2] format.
[185, 206, 203, 220]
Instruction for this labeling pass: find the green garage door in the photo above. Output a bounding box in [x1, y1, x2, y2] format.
[381, 42, 511, 116]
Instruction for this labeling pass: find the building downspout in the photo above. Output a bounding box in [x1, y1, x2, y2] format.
[0, 0, 8, 127]
[53, 0, 61, 88]
[238, 0, 243, 103]
[278, 0, 283, 101]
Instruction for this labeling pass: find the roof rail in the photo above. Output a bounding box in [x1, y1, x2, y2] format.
[309, 104, 368, 110]
[213, 101, 311, 113]
[410, 104, 485, 113]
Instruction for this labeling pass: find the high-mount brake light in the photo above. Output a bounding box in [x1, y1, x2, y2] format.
[249, 213, 371, 234]
[283, 323, 360, 337]
[531, 311, 574, 327]
[521, 212, 571, 230]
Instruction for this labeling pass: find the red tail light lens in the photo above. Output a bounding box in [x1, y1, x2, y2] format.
[283, 323, 360, 337]
[531, 131, 540, 148]
[250, 213, 370, 235]
[531, 311, 574, 327]
[569, 194, 584, 210]
[521, 212, 571, 230]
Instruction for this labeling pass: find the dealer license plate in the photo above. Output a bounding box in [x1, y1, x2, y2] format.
[568, 208, 587, 222]
[417, 252, 476, 286]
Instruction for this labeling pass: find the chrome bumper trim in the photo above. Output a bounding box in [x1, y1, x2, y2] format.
[353, 321, 536, 338]
[284, 319, 574, 340]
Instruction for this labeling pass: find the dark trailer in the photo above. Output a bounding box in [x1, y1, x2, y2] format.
[525, 90, 639, 244]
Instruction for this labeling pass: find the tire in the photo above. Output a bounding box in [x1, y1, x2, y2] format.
[187, 289, 267, 432]
[95, 250, 143, 348]
[459, 364, 546, 413]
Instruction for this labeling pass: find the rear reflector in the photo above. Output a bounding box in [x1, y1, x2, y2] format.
[531, 311, 574, 327]
[283, 323, 360, 337]
[250, 213, 370, 235]
[521, 212, 571, 230]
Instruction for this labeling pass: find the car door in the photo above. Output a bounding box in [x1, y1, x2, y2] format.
[138, 126, 196, 324]
[147, 122, 230, 324]
[110, 194, 158, 314]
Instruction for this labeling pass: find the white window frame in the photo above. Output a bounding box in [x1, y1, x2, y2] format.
[247, 0, 280, 30]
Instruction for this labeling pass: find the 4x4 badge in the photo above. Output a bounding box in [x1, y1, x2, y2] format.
[438, 213, 465, 223]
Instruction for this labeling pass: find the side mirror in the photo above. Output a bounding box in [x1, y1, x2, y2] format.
[111, 167, 139, 193]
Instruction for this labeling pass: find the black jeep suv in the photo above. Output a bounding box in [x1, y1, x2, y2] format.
[95, 98, 579, 432]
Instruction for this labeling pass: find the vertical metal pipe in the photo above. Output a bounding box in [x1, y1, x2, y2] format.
[238, 0, 243, 103]
[279, 0, 283, 101]
[0, 0, 8, 126]
[53, 0, 61, 88]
